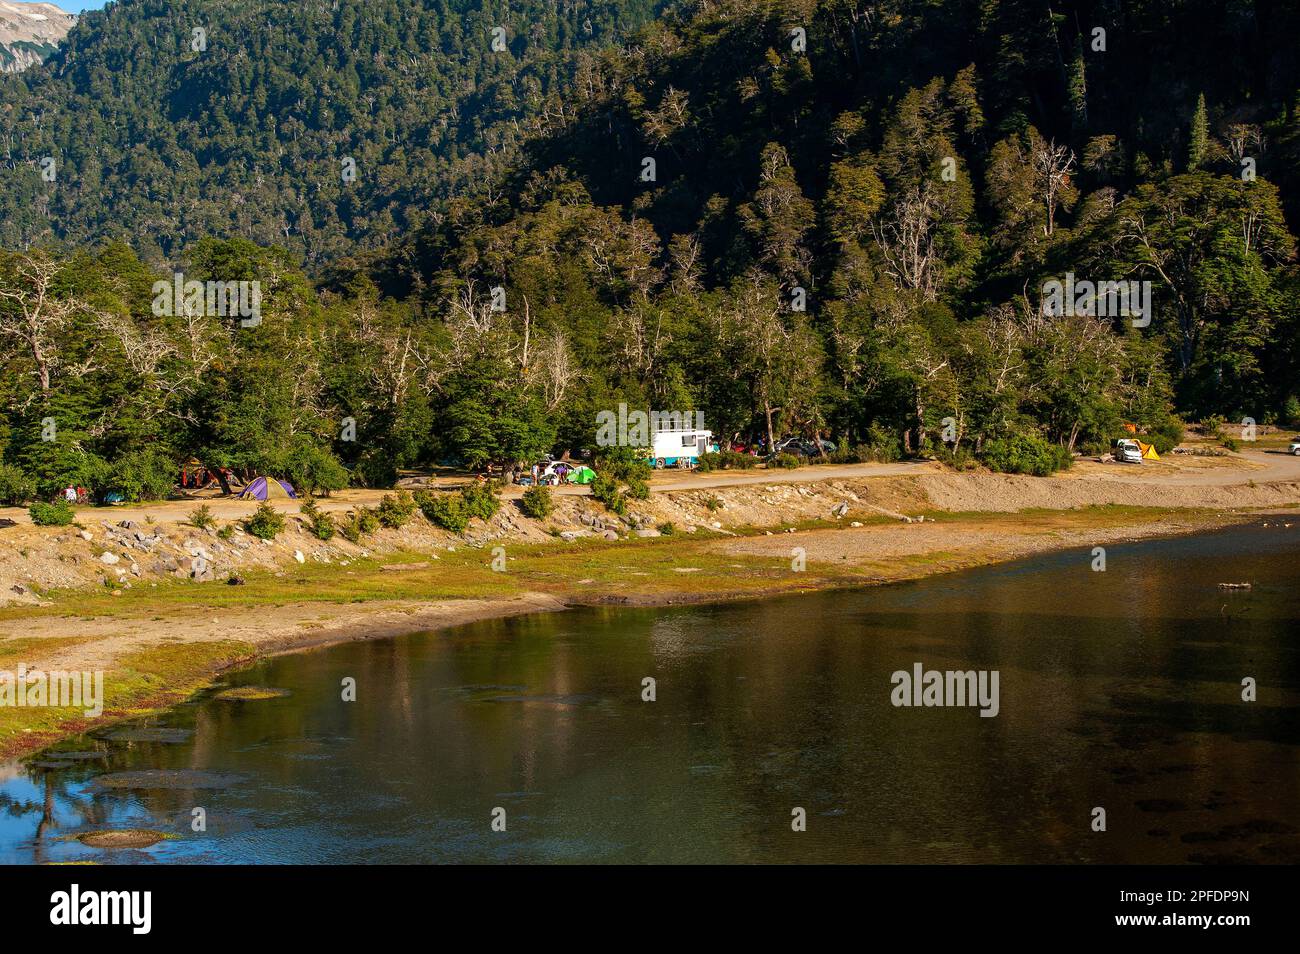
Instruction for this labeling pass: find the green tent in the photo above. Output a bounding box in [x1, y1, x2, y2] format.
[571, 466, 596, 484]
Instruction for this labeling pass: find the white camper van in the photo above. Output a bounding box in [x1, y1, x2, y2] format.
[647, 429, 716, 468]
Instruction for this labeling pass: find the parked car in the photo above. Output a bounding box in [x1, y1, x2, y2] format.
[1114, 439, 1143, 464]
[1289, 437, 1300, 456]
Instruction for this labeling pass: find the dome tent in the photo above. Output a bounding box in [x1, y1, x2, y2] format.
[237, 476, 297, 500]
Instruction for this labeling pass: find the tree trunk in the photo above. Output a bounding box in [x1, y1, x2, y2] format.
[207, 464, 232, 496]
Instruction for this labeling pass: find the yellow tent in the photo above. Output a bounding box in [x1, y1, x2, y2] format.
[1136, 441, 1160, 460]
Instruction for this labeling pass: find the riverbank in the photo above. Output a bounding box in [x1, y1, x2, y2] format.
[3, 453, 1299, 760]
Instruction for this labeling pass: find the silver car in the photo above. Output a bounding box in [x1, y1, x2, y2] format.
[1115, 440, 1143, 464]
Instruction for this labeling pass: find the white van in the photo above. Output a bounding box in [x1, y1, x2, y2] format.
[647, 429, 715, 468]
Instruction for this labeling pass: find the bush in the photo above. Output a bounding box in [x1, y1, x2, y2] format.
[414, 491, 470, 533]
[339, 512, 364, 542]
[1283, 395, 1300, 427]
[590, 474, 626, 515]
[0, 463, 36, 505]
[595, 445, 652, 482]
[244, 501, 285, 540]
[657, 521, 675, 535]
[979, 434, 1072, 476]
[519, 484, 553, 519]
[1222, 436, 1241, 452]
[697, 449, 758, 473]
[932, 446, 978, 471]
[376, 490, 416, 529]
[188, 504, 216, 530]
[217, 524, 235, 541]
[97, 447, 174, 502]
[770, 452, 800, 469]
[460, 481, 501, 522]
[29, 499, 75, 526]
[703, 494, 723, 512]
[624, 476, 650, 500]
[1199, 414, 1226, 439]
[300, 498, 336, 540]
[283, 441, 350, 497]
[352, 449, 398, 489]
[339, 507, 381, 542]
[1142, 420, 1185, 455]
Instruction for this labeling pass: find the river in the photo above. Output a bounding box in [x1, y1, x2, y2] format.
[2, 520, 1297, 863]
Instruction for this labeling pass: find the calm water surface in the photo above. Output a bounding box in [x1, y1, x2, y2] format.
[2, 521, 1298, 863]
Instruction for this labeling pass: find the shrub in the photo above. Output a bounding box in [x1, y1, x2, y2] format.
[770, 452, 800, 469]
[300, 498, 336, 540]
[339, 507, 381, 542]
[339, 512, 364, 543]
[590, 474, 626, 515]
[217, 524, 235, 541]
[283, 441, 350, 496]
[624, 476, 650, 500]
[376, 490, 416, 529]
[979, 434, 1072, 476]
[29, 499, 75, 526]
[657, 521, 675, 535]
[244, 502, 285, 540]
[595, 445, 652, 482]
[352, 449, 398, 489]
[1222, 436, 1241, 452]
[932, 446, 978, 471]
[1142, 419, 1185, 455]
[697, 449, 759, 473]
[703, 494, 723, 512]
[414, 491, 470, 533]
[519, 485, 553, 519]
[0, 463, 35, 505]
[98, 447, 174, 502]
[1199, 414, 1226, 439]
[188, 504, 216, 530]
[1283, 395, 1300, 427]
[460, 481, 501, 522]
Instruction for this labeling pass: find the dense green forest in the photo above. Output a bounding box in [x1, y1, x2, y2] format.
[2, 0, 1300, 503]
[0, 0, 662, 261]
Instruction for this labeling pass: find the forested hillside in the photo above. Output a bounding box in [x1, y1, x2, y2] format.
[2, 0, 1300, 505]
[0, 0, 661, 261]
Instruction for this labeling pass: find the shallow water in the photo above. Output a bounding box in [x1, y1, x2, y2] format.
[3, 520, 1298, 864]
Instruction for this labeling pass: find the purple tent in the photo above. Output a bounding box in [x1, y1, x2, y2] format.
[237, 476, 297, 500]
